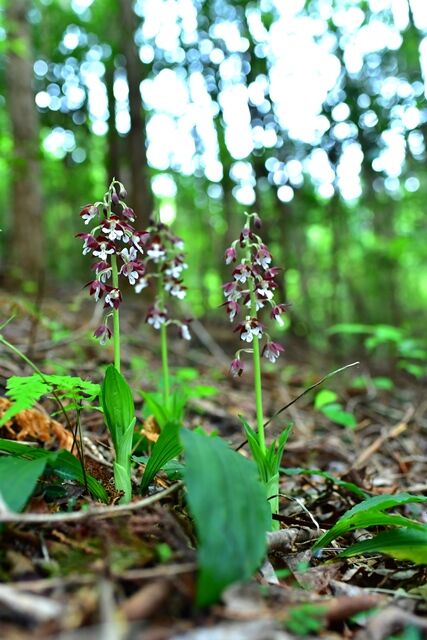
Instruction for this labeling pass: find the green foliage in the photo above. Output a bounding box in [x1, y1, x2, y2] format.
[314, 389, 338, 409]
[181, 429, 271, 606]
[140, 390, 183, 429]
[140, 378, 217, 430]
[241, 417, 292, 529]
[351, 375, 395, 391]
[313, 493, 426, 553]
[241, 417, 291, 486]
[314, 389, 356, 428]
[100, 365, 136, 502]
[330, 325, 427, 379]
[0, 438, 108, 503]
[0, 374, 100, 426]
[0, 456, 47, 512]
[139, 421, 182, 492]
[283, 603, 328, 636]
[339, 527, 427, 565]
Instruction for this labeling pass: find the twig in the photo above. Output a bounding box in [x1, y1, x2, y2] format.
[351, 406, 414, 470]
[236, 362, 360, 451]
[0, 482, 182, 524]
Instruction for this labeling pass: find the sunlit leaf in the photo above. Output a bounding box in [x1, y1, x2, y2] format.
[321, 403, 357, 428]
[314, 389, 338, 409]
[340, 528, 427, 564]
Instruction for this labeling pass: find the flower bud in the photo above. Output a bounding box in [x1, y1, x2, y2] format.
[230, 358, 244, 377]
[224, 246, 237, 264]
[253, 214, 262, 229]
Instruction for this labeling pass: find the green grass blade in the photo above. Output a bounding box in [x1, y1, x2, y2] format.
[140, 421, 182, 492]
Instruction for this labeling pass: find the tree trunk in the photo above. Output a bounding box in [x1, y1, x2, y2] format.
[118, 0, 153, 224]
[4, 0, 43, 287]
[105, 62, 122, 185]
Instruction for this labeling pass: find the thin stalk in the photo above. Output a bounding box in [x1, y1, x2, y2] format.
[158, 274, 170, 407]
[160, 322, 170, 407]
[110, 253, 121, 372]
[248, 280, 266, 456]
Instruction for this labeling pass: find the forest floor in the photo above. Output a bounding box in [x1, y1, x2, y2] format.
[0, 293, 426, 640]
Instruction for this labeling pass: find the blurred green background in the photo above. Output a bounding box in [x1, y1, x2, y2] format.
[0, 0, 426, 354]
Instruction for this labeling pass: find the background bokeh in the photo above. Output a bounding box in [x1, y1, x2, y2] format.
[0, 0, 426, 350]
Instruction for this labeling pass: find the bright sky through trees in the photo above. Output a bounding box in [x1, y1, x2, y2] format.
[28, 0, 427, 208]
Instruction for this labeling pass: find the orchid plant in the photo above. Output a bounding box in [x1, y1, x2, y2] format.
[77, 179, 148, 500]
[134, 217, 191, 410]
[223, 212, 291, 527]
[77, 179, 148, 372]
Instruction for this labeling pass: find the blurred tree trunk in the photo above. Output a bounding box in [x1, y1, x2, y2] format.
[118, 0, 153, 224]
[105, 62, 122, 184]
[5, 0, 43, 287]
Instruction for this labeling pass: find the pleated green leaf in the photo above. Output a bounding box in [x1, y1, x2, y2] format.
[101, 365, 135, 451]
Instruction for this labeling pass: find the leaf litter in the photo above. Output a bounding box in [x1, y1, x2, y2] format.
[0, 298, 426, 640]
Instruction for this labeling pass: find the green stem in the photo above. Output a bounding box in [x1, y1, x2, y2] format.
[248, 281, 266, 455]
[160, 322, 170, 408]
[158, 274, 170, 407]
[110, 254, 121, 372]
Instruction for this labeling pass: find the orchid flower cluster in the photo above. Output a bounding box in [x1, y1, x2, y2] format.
[136, 218, 191, 342]
[77, 180, 148, 346]
[77, 178, 191, 349]
[222, 212, 290, 377]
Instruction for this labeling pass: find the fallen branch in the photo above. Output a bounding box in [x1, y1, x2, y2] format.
[0, 482, 182, 525]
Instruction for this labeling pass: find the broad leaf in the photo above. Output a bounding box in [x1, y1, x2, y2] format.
[0, 457, 47, 512]
[321, 404, 357, 428]
[181, 429, 271, 606]
[313, 493, 426, 551]
[0, 439, 108, 503]
[340, 528, 427, 564]
[140, 421, 182, 492]
[314, 389, 338, 409]
[101, 365, 135, 450]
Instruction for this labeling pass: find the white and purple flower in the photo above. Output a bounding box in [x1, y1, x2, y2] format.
[80, 204, 99, 225]
[93, 324, 112, 345]
[262, 341, 284, 363]
[230, 357, 244, 377]
[235, 317, 264, 343]
[146, 305, 167, 330]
